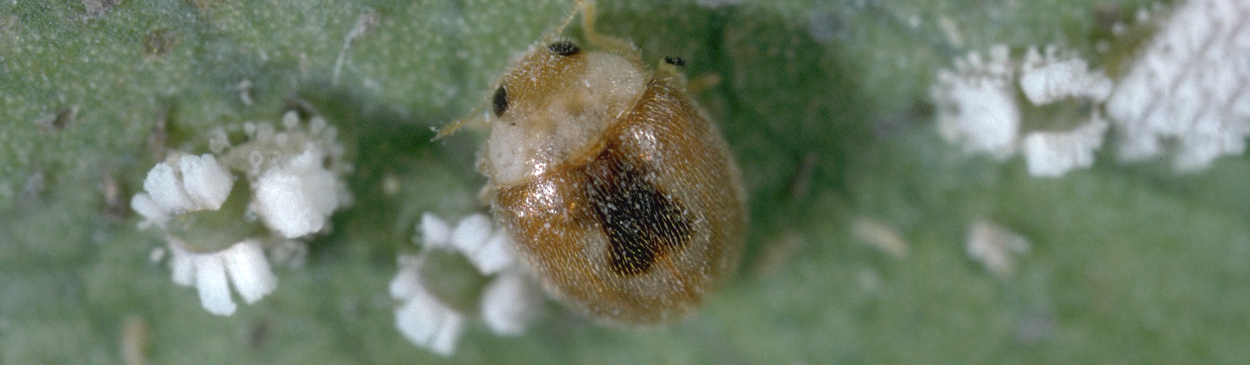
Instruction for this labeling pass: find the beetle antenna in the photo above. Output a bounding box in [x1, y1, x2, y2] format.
[433, 109, 486, 141]
[555, 0, 582, 34]
[576, 0, 637, 54]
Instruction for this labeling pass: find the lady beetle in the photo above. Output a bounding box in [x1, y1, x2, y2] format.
[465, 1, 746, 325]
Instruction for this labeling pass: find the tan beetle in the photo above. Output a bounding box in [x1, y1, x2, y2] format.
[446, 1, 746, 326]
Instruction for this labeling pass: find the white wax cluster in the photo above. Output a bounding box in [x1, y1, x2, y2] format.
[390, 213, 539, 356]
[132, 110, 350, 316]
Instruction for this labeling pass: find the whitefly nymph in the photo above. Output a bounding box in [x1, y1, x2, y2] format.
[460, 2, 746, 326]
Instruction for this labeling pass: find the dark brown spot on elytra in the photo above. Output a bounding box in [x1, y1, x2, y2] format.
[548, 40, 581, 56]
[586, 151, 691, 276]
[492, 85, 508, 117]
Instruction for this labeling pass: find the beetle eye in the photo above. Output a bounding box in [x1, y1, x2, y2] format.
[663, 57, 685, 66]
[492, 86, 508, 117]
[548, 41, 581, 56]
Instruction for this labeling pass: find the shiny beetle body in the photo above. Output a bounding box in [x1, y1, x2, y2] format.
[479, 3, 746, 326]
